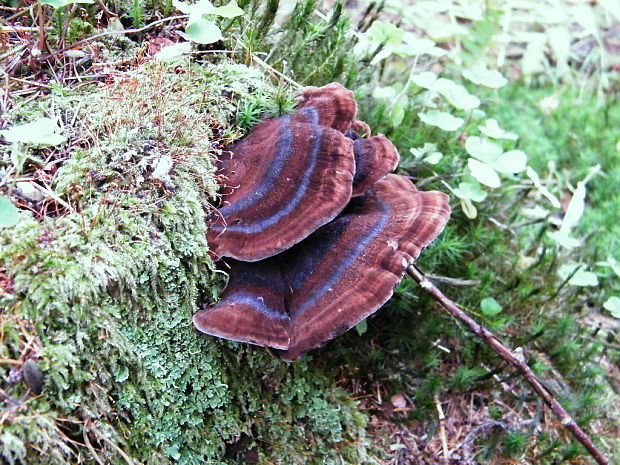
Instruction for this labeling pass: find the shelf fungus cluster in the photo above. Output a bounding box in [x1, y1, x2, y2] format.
[196, 83, 451, 361]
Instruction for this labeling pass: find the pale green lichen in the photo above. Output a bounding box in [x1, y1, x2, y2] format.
[0, 61, 374, 464]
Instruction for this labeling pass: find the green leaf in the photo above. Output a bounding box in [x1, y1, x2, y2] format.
[478, 119, 518, 140]
[480, 297, 503, 316]
[363, 21, 404, 45]
[558, 165, 600, 237]
[390, 96, 409, 127]
[559, 183, 586, 236]
[180, 19, 222, 44]
[418, 110, 463, 131]
[437, 81, 480, 111]
[410, 71, 438, 89]
[0, 196, 19, 228]
[603, 297, 620, 319]
[490, 150, 527, 174]
[155, 42, 192, 61]
[372, 85, 397, 100]
[465, 136, 503, 164]
[393, 33, 446, 57]
[460, 198, 477, 219]
[570, 269, 599, 287]
[173, 0, 215, 19]
[468, 158, 500, 188]
[40, 0, 94, 8]
[425, 151, 442, 164]
[526, 166, 561, 208]
[558, 264, 599, 287]
[596, 257, 620, 278]
[409, 143, 442, 164]
[353, 21, 404, 62]
[453, 182, 487, 202]
[463, 64, 508, 89]
[212, 1, 243, 18]
[355, 319, 368, 336]
[0, 117, 66, 146]
[164, 445, 181, 460]
[547, 230, 581, 249]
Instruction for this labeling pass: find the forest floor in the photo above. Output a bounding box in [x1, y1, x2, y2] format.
[1, 1, 619, 464]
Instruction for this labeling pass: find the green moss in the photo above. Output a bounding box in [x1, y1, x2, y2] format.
[0, 61, 373, 464]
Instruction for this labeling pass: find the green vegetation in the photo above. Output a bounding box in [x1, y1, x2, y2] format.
[1, 0, 618, 464]
[0, 63, 371, 464]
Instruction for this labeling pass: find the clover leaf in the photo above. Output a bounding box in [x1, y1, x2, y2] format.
[0, 196, 19, 228]
[435, 80, 480, 111]
[463, 64, 508, 89]
[558, 264, 599, 287]
[480, 297, 503, 316]
[603, 296, 620, 319]
[393, 33, 446, 58]
[353, 21, 405, 65]
[180, 19, 222, 44]
[453, 182, 487, 202]
[418, 111, 463, 131]
[0, 117, 66, 146]
[465, 136, 527, 188]
[40, 0, 94, 8]
[409, 143, 442, 164]
[173, 0, 242, 44]
[410, 71, 438, 90]
[468, 158, 500, 188]
[478, 119, 518, 140]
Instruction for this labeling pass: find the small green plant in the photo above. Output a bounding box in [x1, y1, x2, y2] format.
[39, 0, 94, 8]
[357, 21, 530, 219]
[173, 0, 243, 44]
[0, 117, 65, 177]
[0, 196, 19, 227]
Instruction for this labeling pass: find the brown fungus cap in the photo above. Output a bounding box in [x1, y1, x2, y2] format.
[351, 134, 400, 196]
[208, 117, 355, 262]
[292, 82, 359, 133]
[291, 83, 400, 197]
[193, 259, 290, 350]
[208, 83, 403, 262]
[195, 174, 451, 360]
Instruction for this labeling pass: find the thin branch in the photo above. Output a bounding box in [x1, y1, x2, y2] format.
[406, 264, 610, 465]
[435, 395, 449, 464]
[249, 54, 303, 89]
[34, 15, 189, 63]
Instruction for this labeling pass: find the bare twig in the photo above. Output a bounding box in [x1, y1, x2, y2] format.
[33, 15, 188, 63]
[407, 264, 610, 465]
[0, 25, 42, 32]
[434, 395, 449, 464]
[249, 54, 303, 89]
[35, 2, 47, 55]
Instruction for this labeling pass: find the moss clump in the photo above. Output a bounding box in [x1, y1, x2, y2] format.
[0, 61, 373, 464]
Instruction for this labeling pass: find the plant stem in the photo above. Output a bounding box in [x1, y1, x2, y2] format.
[36, 2, 47, 54]
[406, 264, 609, 465]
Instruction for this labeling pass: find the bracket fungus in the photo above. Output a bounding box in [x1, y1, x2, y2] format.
[199, 83, 451, 360]
[207, 117, 355, 261]
[207, 82, 400, 262]
[197, 175, 450, 360]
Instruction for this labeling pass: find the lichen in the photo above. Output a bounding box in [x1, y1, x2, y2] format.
[0, 60, 374, 464]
